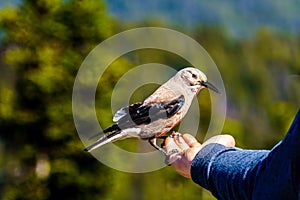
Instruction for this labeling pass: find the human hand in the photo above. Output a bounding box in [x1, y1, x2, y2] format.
[165, 133, 235, 178]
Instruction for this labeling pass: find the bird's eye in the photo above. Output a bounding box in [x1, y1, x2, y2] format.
[191, 73, 197, 79]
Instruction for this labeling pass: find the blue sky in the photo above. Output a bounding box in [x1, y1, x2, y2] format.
[0, 0, 20, 7]
[2, 0, 300, 38]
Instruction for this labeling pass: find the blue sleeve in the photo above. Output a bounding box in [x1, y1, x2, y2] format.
[191, 144, 269, 200]
[191, 109, 300, 200]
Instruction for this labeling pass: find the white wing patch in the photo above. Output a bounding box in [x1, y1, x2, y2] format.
[113, 108, 127, 122]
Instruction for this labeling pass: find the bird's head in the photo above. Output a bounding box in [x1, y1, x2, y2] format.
[179, 67, 219, 94]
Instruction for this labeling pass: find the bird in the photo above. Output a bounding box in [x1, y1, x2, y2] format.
[84, 67, 219, 155]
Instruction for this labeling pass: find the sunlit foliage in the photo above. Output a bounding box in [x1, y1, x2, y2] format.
[0, 0, 299, 199]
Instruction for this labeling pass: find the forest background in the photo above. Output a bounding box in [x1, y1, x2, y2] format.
[0, 0, 299, 199]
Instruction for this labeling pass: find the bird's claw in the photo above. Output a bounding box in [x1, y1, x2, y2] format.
[170, 132, 182, 138]
[167, 148, 180, 155]
[165, 149, 182, 166]
[155, 133, 183, 165]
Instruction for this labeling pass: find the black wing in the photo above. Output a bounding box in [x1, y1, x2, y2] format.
[88, 95, 185, 141]
[114, 95, 185, 129]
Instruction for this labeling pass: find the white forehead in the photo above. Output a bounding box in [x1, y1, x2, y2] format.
[179, 67, 207, 81]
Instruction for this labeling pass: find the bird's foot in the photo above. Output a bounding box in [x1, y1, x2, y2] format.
[149, 134, 184, 165]
[169, 131, 182, 138]
[164, 132, 185, 165]
[164, 149, 181, 166]
[148, 137, 167, 156]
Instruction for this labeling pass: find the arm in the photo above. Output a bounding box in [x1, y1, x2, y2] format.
[165, 109, 300, 200]
[191, 143, 268, 200]
[165, 134, 268, 200]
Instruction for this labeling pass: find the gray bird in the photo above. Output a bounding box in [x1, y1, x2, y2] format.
[84, 67, 219, 155]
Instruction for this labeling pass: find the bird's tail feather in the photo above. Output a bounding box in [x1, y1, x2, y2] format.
[84, 131, 123, 152]
[88, 124, 120, 141]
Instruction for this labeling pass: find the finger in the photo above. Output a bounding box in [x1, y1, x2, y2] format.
[202, 134, 235, 148]
[182, 134, 201, 148]
[165, 137, 181, 155]
[164, 136, 174, 148]
[221, 134, 235, 147]
[168, 152, 182, 165]
[173, 134, 190, 150]
[165, 137, 182, 164]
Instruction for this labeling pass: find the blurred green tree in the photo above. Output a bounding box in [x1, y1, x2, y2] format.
[194, 27, 299, 149]
[0, 0, 116, 199]
[0, 0, 299, 199]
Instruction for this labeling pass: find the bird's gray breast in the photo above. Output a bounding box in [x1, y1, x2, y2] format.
[137, 118, 168, 139]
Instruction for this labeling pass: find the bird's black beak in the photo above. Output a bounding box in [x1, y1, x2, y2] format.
[200, 81, 220, 93]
